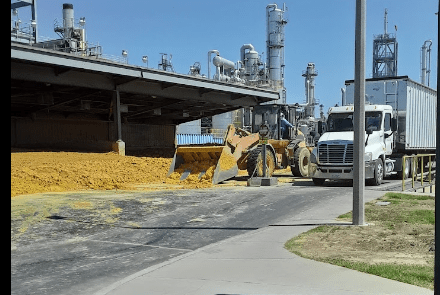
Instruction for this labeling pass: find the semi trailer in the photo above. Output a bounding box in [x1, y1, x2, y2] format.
[310, 76, 436, 186]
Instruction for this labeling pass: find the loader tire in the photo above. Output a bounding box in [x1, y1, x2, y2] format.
[291, 147, 310, 177]
[246, 147, 275, 177]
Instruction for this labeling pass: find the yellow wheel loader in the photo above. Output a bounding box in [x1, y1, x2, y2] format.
[167, 104, 316, 184]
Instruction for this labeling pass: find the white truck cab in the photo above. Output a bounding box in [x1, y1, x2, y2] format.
[310, 104, 395, 186]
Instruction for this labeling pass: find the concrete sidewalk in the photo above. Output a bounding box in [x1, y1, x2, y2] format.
[95, 189, 433, 295]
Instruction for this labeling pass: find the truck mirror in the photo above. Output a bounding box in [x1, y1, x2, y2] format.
[391, 118, 397, 132]
[318, 121, 324, 134]
[366, 126, 377, 134]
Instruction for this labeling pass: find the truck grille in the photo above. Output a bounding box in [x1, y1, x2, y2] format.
[318, 144, 353, 164]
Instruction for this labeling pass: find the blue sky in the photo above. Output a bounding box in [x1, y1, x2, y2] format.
[14, 0, 438, 116]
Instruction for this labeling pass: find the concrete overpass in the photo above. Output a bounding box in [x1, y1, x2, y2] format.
[11, 42, 279, 154]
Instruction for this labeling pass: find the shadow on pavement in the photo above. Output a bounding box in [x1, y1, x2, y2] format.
[269, 222, 353, 227]
[46, 215, 259, 231]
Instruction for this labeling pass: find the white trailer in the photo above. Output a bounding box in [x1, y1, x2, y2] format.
[310, 76, 436, 186]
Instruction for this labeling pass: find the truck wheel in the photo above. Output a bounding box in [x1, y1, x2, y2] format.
[368, 158, 384, 186]
[312, 178, 325, 186]
[291, 147, 310, 177]
[246, 147, 275, 177]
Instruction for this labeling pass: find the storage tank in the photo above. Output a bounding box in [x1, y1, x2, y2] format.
[212, 56, 235, 69]
[176, 119, 201, 135]
[211, 112, 234, 137]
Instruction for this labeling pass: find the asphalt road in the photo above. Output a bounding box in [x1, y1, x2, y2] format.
[11, 177, 406, 295]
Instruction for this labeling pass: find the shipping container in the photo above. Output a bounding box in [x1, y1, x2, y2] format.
[344, 75, 437, 151]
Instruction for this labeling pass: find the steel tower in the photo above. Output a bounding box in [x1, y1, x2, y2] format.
[372, 9, 398, 78]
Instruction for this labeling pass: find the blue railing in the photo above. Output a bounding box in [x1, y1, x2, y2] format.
[176, 134, 224, 145]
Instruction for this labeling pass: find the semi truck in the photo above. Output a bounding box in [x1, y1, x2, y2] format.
[310, 76, 436, 186]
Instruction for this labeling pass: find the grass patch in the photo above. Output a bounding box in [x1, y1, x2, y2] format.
[327, 259, 434, 290]
[285, 192, 434, 290]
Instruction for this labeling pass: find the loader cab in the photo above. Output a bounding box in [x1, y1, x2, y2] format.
[251, 104, 298, 140]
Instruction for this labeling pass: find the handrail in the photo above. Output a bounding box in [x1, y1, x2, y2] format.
[402, 153, 436, 192]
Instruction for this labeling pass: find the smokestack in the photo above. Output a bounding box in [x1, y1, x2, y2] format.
[421, 40, 432, 86]
[62, 3, 74, 29]
[341, 88, 346, 106]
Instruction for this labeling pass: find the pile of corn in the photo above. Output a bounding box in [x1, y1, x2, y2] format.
[218, 153, 237, 171]
[166, 159, 217, 188]
[11, 150, 216, 198]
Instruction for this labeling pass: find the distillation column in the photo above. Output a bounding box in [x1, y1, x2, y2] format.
[302, 63, 318, 118]
[266, 3, 287, 104]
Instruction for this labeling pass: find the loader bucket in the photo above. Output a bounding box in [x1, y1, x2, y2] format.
[167, 146, 238, 184]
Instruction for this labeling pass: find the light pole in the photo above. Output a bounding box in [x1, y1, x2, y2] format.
[353, 0, 366, 226]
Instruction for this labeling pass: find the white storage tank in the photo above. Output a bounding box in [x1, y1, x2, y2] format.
[176, 119, 201, 135]
[212, 111, 235, 138]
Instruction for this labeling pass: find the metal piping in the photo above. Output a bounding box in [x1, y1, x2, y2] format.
[341, 88, 346, 106]
[421, 40, 432, 86]
[240, 44, 255, 63]
[207, 50, 219, 80]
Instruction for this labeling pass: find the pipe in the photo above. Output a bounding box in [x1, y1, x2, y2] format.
[240, 44, 255, 63]
[207, 50, 219, 80]
[341, 88, 346, 106]
[421, 40, 432, 86]
[236, 60, 243, 70]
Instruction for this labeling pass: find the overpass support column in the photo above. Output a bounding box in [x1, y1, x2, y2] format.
[112, 89, 125, 156]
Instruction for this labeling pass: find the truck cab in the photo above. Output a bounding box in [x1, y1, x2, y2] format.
[310, 104, 395, 186]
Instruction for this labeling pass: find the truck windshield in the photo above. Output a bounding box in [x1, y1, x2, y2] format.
[327, 111, 382, 132]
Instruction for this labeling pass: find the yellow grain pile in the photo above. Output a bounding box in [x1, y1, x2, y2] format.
[166, 159, 216, 188]
[218, 153, 237, 171]
[11, 151, 215, 198]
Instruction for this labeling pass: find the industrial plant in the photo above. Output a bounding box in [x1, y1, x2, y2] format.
[10, 1, 436, 185]
[11, 1, 326, 145]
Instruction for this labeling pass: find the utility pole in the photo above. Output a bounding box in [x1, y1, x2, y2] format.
[353, 0, 366, 225]
[434, 3, 439, 294]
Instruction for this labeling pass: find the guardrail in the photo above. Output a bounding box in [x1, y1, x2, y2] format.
[176, 134, 224, 145]
[402, 153, 436, 193]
